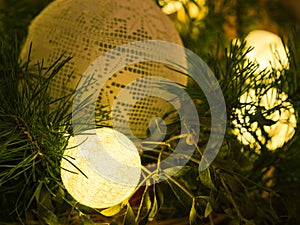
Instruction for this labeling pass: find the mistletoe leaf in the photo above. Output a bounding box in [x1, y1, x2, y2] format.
[204, 202, 213, 218]
[124, 204, 136, 225]
[80, 215, 95, 225]
[189, 199, 205, 225]
[199, 168, 217, 190]
[100, 203, 124, 217]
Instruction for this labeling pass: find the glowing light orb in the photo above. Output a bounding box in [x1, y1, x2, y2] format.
[60, 128, 141, 208]
[233, 88, 296, 151]
[245, 30, 289, 71]
[232, 30, 295, 151]
[161, 0, 208, 21]
[161, 1, 182, 15]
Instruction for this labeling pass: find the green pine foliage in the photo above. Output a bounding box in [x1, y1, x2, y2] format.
[0, 34, 74, 223]
[1, 0, 300, 225]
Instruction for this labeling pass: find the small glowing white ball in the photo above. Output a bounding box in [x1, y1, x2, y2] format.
[60, 128, 141, 208]
[245, 30, 289, 71]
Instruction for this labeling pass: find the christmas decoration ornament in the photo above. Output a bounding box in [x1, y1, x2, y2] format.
[20, 0, 187, 139]
[161, 0, 208, 21]
[233, 88, 296, 150]
[232, 30, 295, 151]
[244, 30, 289, 71]
[60, 127, 141, 209]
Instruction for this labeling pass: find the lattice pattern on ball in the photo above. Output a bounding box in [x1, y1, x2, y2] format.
[20, 0, 187, 139]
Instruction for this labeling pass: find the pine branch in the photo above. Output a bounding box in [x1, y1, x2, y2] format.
[0, 33, 74, 223]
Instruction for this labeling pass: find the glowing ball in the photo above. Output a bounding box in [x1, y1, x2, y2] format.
[60, 127, 141, 208]
[232, 30, 295, 151]
[161, 1, 183, 15]
[161, 0, 208, 21]
[233, 88, 296, 151]
[20, 0, 186, 139]
[245, 30, 289, 71]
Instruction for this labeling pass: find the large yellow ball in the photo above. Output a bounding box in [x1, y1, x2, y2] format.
[20, 0, 186, 139]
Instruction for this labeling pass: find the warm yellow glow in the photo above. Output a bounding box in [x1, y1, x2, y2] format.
[232, 30, 295, 151]
[20, 0, 186, 140]
[233, 88, 296, 150]
[162, 0, 208, 21]
[245, 30, 289, 71]
[60, 128, 141, 208]
[161, 1, 182, 14]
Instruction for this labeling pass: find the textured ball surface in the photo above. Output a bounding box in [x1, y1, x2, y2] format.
[20, 0, 186, 139]
[245, 30, 289, 71]
[60, 128, 141, 209]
